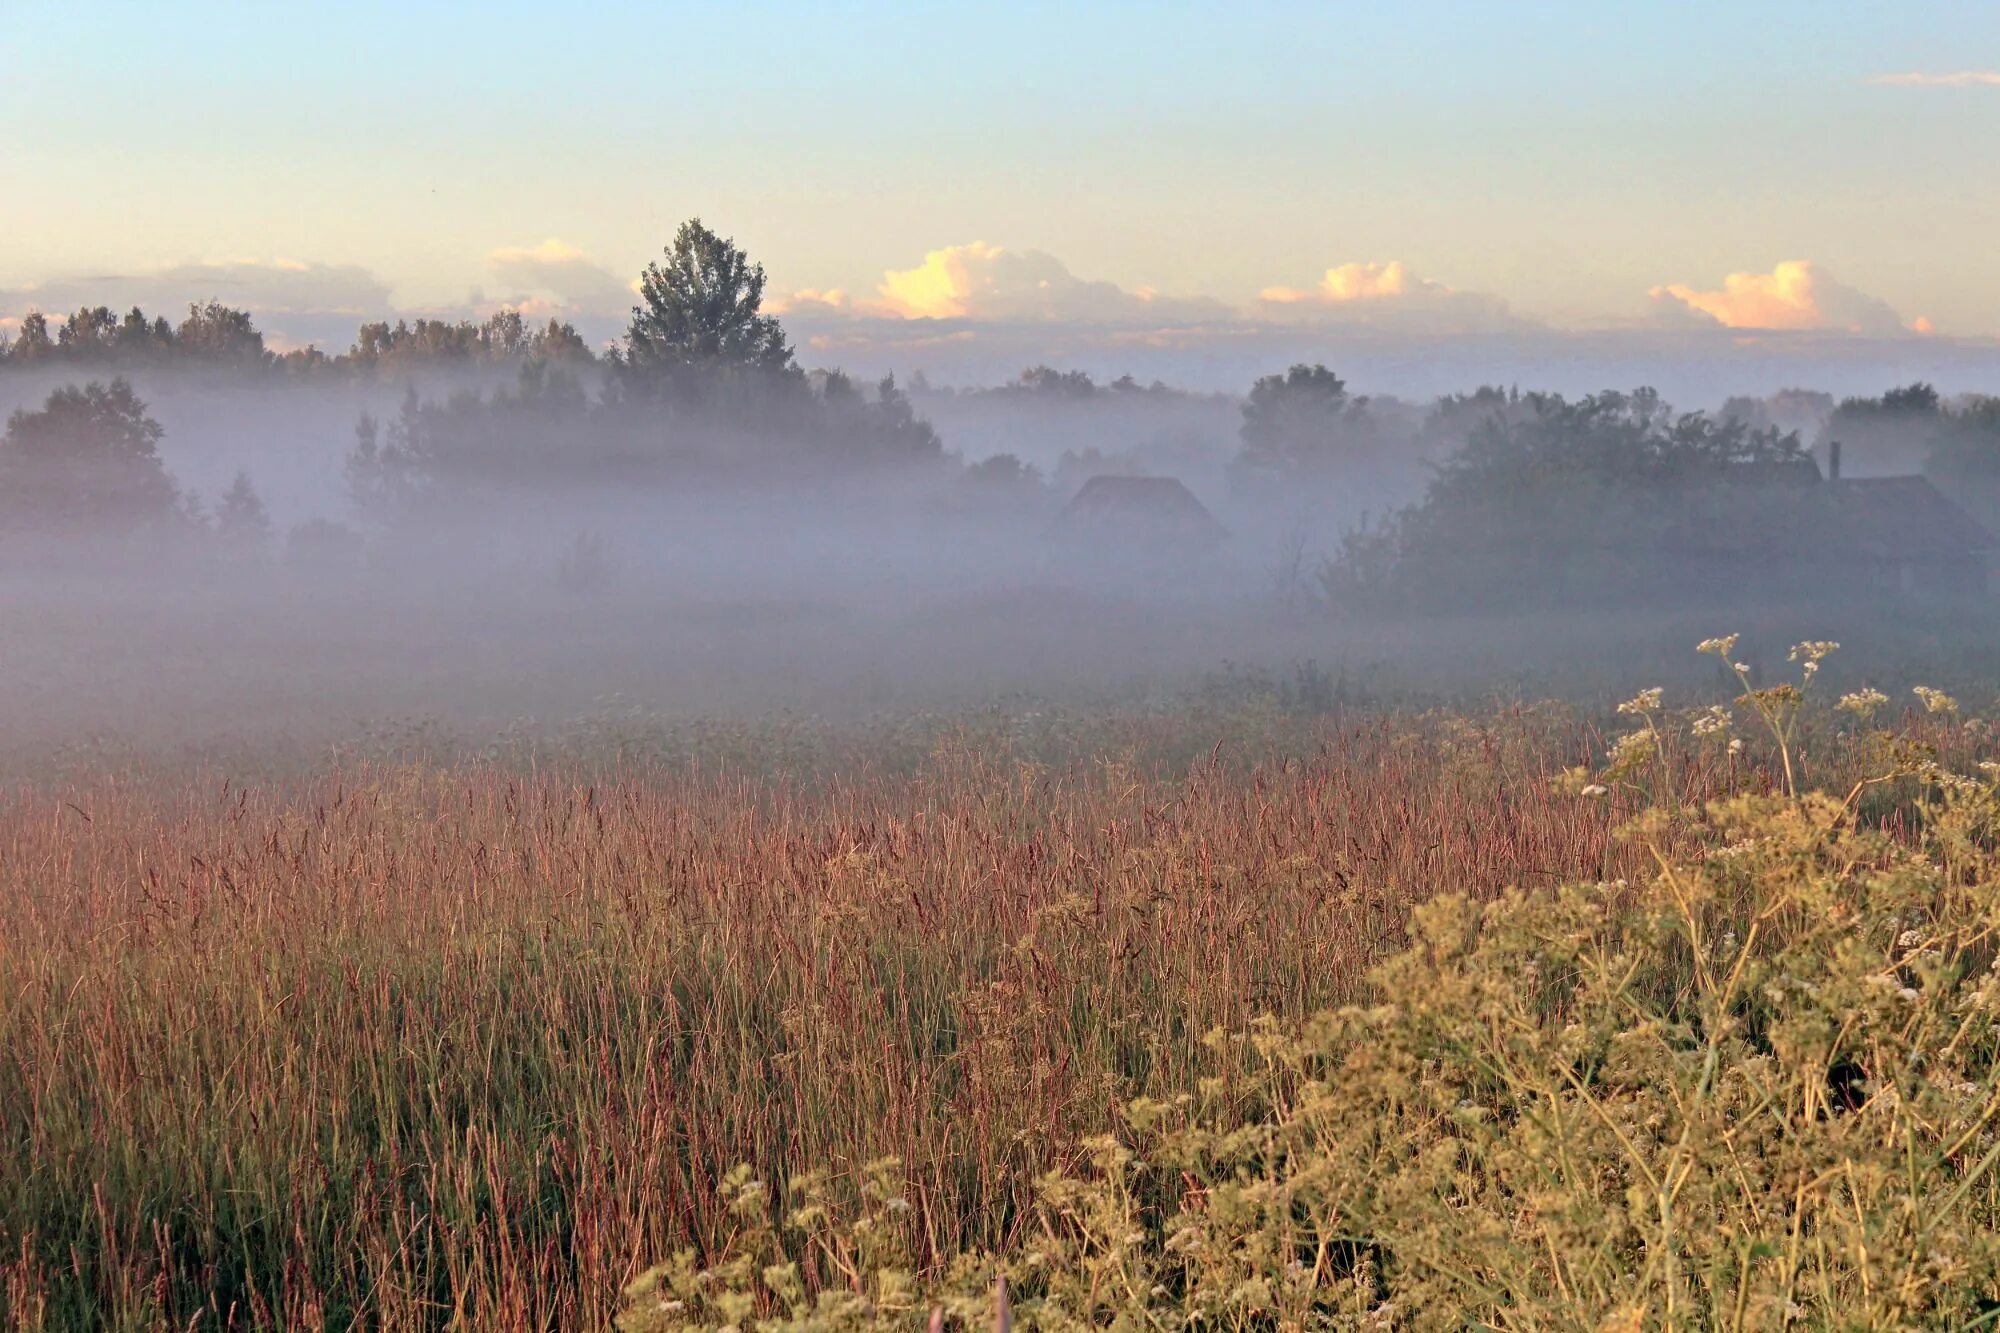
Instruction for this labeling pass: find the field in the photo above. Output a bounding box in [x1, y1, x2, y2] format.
[7, 672, 2000, 1329]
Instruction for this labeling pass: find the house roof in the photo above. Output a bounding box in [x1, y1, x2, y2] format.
[1049, 475, 1228, 546]
[1056, 474, 1224, 548]
[1670, 473, 1994, 563]
[1828, 477, 1996, 560]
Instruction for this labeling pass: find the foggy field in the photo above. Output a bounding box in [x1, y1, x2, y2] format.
[9, 171, 2000, 1327]
[8, 548, 2000, 762]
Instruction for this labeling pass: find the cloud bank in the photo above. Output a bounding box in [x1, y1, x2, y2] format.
[6, 243, 1990, 401]
[1254, 260, 1524, 331]
[484, 238, 633, 315]
[1647, 260, 1916, 336]
[776, 242, 1229, 325]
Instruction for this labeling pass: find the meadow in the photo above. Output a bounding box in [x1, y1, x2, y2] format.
[5, 659, 2000, 1329]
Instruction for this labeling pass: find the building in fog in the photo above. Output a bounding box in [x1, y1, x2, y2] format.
[1668, 442, 1994, 601]
[1047, 475, 1228, 555]
[1817, 475, 1994, 598]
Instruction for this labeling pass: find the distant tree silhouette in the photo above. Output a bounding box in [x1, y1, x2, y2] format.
[175, 301, 268, 367]
[215, 471, 272, 547]
[1324, 387, 1814, 613]
[10, 312, 55, 363]
[0, 296, 593, 376]
[1013, 366, 1097, 399]
[0, 379, 179, 530]
[57, 307, 121, 361]
[346, 311, 590, 369]
[1237, 364, 1376, 471]
[1919, 395, 2000, 530]
[117, 306, 175, 359]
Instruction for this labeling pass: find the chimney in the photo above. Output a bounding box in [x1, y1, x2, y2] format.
[1828, 439, 1842, 482]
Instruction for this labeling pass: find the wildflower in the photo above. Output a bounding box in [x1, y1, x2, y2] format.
[1790, 639, 1839, 663]
[1838, 687, 1888, 720]
[1728, 737, 1744, 755]
[1580, 784, 1609, 798]
[1915, 686, 1960, 715]
[1697, 634, 1740, 657]
[1617, 687, 1663, 716]
[1690, 705, 1731, 738]
[1606, 731, 1654, 764]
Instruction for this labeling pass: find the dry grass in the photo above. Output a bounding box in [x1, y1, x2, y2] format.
[0, 703, 1972, 1329]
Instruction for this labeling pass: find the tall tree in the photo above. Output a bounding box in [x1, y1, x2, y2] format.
[9, 312, 55, 363]
[619, 219, 794, 394]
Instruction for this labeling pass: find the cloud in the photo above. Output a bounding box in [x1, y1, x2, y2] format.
[0, 259, 393, 321]
[486, 237, 632, 314]
[1260, 260, 1443, 305]
[1867, 70, 2000, 87]
[1253, 259, 1524, 332]
[1648, 260, 1912, 335]
[0, 260, 400, 351]
[778, 242, 1229, 325]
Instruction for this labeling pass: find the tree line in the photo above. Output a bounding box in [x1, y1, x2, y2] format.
[7, 216, 2000, 613]
[0, 301, 592, 374]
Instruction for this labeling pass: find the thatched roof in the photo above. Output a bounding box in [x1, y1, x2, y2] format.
[1669, 473, 1992, 565]
[1048, 476, 1227, 547]
[1828, 477, 1995, 561]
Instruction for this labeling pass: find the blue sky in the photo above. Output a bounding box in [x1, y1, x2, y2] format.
[3, 0, 1998, 375]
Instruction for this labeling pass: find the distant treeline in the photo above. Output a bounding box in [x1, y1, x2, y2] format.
[0, 302, 594, 374]
[7, 215, 2000, 620]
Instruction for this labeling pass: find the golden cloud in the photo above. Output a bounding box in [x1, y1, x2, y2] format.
[789, 243, 1227, 324]
[1259, 260, 1445, 304]
[1648, 261, 1910, 335]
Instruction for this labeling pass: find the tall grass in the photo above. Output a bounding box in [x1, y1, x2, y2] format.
[0, 700, 1979, 1328]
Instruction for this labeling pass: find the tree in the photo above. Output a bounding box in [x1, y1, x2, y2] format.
[1238, 364, 1371, 470]
[215, 471, 272, 547]
[527, 317, 593, 365]
[1014, 366, 1096, 399]
[1321, 387, 1816, 614]
[618, 218, 794, 395]
[176, 301, 267, 366]
[1817, 382, 1943, 473]
[57, 307, 121, 360]
[1921, 395, 2000, 530]
[116, 306, 174, 359]
[0, 378, 179, 530]
[11, 311, 55, 363]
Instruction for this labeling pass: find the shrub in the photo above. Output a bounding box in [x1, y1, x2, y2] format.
[622, 653, 2000, 1329]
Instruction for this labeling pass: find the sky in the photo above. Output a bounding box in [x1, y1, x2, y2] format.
[3, 1, 1998, 392]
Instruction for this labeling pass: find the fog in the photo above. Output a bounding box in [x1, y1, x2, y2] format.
[5, 238, 2000, 764]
